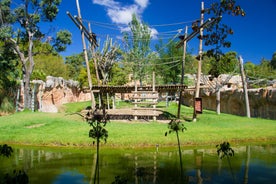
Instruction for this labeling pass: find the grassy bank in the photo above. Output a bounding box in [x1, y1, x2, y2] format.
[0, 102, 275, 148]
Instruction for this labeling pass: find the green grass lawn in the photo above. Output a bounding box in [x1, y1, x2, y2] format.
[0, 101, 275, 148]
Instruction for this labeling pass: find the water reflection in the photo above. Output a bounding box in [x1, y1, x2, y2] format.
[53, 171, 88, 184]
[0, 144, 275, 184]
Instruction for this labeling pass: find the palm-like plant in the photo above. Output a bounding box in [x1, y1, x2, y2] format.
[87, 103, 109, 184]
[165, 119, 187, 181]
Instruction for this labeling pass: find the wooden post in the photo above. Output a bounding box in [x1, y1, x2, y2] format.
[76, 0, 95, 109]
[177, 26, 188, 119]
[239, 56, 251, 118]
[166, 92, 169, 107]
[112, 94, 116, 109]
[107, 93, 110, 109]
[216, 86, 221, 115]
[31, 83, 36, 112]
[193, 1, 204, 121]
[152, 71, 156, 121]
[134, 81, 138, 120]
[152, 71, 155, 92]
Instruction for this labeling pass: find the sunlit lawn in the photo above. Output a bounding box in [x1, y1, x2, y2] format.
[0, 101, 275, 148]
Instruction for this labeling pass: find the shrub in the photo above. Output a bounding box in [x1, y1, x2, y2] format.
[0, 97, 14, 113]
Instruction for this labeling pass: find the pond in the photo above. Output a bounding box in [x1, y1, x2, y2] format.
[0, 144, 275, 184]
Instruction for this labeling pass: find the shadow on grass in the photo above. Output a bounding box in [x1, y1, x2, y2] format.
[160, 111, 176, 119]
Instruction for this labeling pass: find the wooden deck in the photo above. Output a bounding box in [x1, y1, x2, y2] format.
[82, 108, 170, 121]
[89, 84, 190, 93]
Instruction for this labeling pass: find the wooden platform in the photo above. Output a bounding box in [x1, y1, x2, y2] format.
[81, 108, 169, 121]
[108, 108, 162, 116]
[89, 84, 190, 93]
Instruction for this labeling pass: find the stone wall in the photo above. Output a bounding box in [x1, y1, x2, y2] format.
[25, 75, 276, 119]
[29, 76, 91, 112]
[182, 87, 276, 120]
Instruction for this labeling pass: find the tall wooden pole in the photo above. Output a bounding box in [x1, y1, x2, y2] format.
[76, 0, 95, 108]
[193, 1, 204, 121]
[239, 56, 251, 118]
[88, 22, 100, 85]
[177, 26, 188, 119]
[195, 1, 204, 98]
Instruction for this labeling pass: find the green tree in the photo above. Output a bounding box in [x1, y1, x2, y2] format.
[77, 61, 98, 88]
[123, 14, 152, 86]
[208, 51, 238, 77]
[155, 39, 199, 85]
[244, 61, 256, 78]
[257, 59, 276, 80]
[185, 54, 198, 75]
[204, 0, 245, 59]
[109, 62, 128, 86]
[0, 0, 72, 110]
[0, 41, 19, 112]
[245, 59, 276, 88]
[270, 52, 276, 69]
[65, 53, 84, 81]
[34, 53, 68, 80]
[154, 41, 182, 84]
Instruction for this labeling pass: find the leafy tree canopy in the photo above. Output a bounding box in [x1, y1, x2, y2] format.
[123, 14, 152, 85]
[65, 53, 84, 81]
[0, 0, 71, 109]
[204, 0, 245, 59]
[271, 52, 276, 69]
[34, 53, 68, 80]
[206, 51, 238, 77]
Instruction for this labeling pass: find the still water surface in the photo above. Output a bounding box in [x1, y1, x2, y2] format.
[0, 144, 275, 184]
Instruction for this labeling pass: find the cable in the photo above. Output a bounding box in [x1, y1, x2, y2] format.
[90, 22, 122, 31]
[150, 19, 199, 27]
[154, 30, 182, 54]
[119, 59, 181, 66]
[203, 62, 240, 91]
[139, 62, 181, 78]
[84, 18, 199, 28]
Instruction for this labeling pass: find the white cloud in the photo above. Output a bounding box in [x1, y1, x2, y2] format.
[134, 0, 149, 9]
[92, 0, 158, 39]
[92, 0, 120, 8]
[107, 5, 138, 25]
[150, 28, 158, 40]
[92, 0, 150, 26]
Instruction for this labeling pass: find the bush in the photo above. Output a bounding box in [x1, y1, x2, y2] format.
[0, 97, 14, 113]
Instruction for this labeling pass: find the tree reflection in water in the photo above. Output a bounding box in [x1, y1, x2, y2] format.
[0, 144, 275, 184]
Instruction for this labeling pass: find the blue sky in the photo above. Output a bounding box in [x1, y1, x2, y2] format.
[52, 0, 276, 64]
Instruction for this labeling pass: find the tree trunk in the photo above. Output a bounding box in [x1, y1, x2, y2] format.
[14, 32, 35, 110]
[239, 56, 251, 118]
[23, 69, 32, 109]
